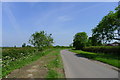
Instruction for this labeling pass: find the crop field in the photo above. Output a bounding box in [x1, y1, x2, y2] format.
[2, 47, 37, 77]
[2, 47, 35, 67]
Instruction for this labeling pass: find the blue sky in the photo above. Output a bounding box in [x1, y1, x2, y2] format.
[2, 2, 118, 47]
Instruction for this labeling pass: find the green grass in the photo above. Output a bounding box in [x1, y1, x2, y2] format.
[46, 70, 60, 78]
[45, 49, 65, 78]
[2, 48, 53, 78]
[47, 58, 61, 68]
[70, 50, 120, 68]
[2, 48, 66, 78]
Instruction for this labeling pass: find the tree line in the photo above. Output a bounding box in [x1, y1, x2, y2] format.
[21, 5, 119, 51]
[73, 5, 120, 50]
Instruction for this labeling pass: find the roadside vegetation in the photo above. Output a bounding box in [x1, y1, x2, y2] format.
[83, 46, 120, 55]
[4, 48, 65, 78]
[71, 5, 120, 68]
[45, 48, 65, 78]
[2, 47, 52, 77]
[2, 31, 55, 78]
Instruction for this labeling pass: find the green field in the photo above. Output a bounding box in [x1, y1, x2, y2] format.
[70, 50, 120, 68]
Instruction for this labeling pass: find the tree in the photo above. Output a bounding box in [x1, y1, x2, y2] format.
[86, 37, 92, 46]
[90, 36, 102, 46]
[26, 45, 31, 47]
[73, 32, 88, 50]
[92, 5, 120, 44]
[22, 43, 26, 47]
[29, 31, 53, 51]
[14, 45, 16, 48]
[69, 43, 73, 48]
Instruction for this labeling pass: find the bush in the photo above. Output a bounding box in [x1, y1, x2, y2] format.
[2, 47, 36, 68]
[53, 46, 70, 48]
[83, 46, 120, 55]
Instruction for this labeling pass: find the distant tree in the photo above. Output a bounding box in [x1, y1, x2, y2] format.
[29, 31, 54, 51]
[22, 43, 26, 47]
[55, 45, 60, 48]
[14, 45, 16, 48]
[73, 32, 88, 50]
[69, 43, 73, 48]
[26, 45, 31, 47]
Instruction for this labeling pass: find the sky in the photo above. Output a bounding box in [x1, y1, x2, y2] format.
[1, 0, 119, 2]
[2, 2, 118, 47]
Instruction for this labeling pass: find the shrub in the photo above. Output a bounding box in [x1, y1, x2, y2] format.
[83, 46, 120, 55]
[2, 47, 36, 68]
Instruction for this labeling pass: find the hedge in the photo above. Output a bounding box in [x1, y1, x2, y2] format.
[83, 46, 120, 55]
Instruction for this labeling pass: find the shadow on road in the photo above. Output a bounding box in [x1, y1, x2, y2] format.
[75, 54, 85, 57]
[74, 53, 97, 59]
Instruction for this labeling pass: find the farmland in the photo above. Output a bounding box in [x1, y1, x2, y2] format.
[2, 47, 65, 78]
[83, 46, 120, 55]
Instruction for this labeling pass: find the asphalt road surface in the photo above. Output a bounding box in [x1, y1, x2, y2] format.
[60, 50, 119, 78]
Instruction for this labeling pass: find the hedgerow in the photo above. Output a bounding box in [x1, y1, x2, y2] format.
[2, 47, 36, 67]
[83, 46, 120, 55]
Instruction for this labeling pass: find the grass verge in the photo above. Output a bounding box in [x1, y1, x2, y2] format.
[70, 50, 120, 68]
[45, 49, 65, 78]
